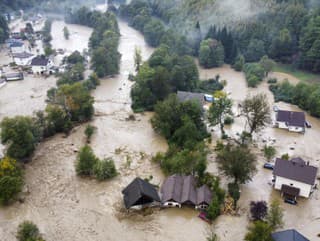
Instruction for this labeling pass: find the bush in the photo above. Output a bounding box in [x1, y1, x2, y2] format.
[267, 78, 277, 84]
[207, 196, 221, 220]
[263, 145, 276, 161]
[224, 116, 234, 125]
[244, 63, 265, 88]
[228, 183, 240, 208]
[84, 124, 95, 142]
[76, 145, 98, 176]
[17, 221, 44, 241]
[250, 201, 268, 221]
[281, 153, 289, 160]
[93, 158, 117, 181]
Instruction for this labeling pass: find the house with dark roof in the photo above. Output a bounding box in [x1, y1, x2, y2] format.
[275, 110, 306, 133]
[31, 56, 53, 74]
[122, 177, 161, 209]
[272, 229, 309, 241]
[273, 158, 318, 199]
[161, 175, 212, 209]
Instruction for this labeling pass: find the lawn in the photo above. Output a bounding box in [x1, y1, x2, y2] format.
[274, 63, 320, 83]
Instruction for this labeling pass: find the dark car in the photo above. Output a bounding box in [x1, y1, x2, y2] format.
[305, 121, 312, 128]
[284, 198, 297, 205]
[263, 163, 274, 170]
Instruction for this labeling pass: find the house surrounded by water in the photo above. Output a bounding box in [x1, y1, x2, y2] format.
[31, 56, 53, 74]
[273, 157, 318, 199]
[275, 110, 306, 133]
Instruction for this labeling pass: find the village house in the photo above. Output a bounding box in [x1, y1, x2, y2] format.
[275, 110, 306, 133]
[10, 41, 26, 54]
[272, 229, 309, 241]
[122, 177, 161, 209]
[273, 158, 318, 199]
[161, 175, 212, 209]
[31, 56, 53, 74]
[12, 52, 34, 66]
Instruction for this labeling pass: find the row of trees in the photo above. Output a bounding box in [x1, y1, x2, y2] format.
[270, 80, 320, 117]
[42, 19, 53, 56]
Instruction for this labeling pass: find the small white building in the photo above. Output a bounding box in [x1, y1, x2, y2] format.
[12, 52, 34, 66]
[31, 56, 53, 74]
[275, 110, 306, 133]
[10, 41, 26, 54]
[273, 158, 318, 199]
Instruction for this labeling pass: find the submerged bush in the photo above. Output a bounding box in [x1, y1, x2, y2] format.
[93, 158, 117, 181]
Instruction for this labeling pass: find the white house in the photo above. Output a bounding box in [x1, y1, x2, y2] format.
[10, 41, 26, 54]
[273, 158, 318, 199]
[31, 56, 53, 74]
[275, 110, 306, 133]
[12, 52, 34, 66]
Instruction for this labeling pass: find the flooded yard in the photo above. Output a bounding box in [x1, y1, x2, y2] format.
[1, 10, 320, 241]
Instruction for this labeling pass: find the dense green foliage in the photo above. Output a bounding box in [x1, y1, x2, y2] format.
[0, 116, 37, 160]
[93, 158, 118, 181]
[17, 221, 45, 241]
[199, 38, 225, 68]
[131, 45, 199, 111]
[243, 63, 265, 87]
[0, 15, 9, 43]
[270, 80, 320, 117]
[0, 157, 23, 205]
[245, 221, 273, 241]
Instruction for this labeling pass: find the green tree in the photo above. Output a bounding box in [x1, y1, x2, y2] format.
[134, 46, 142, 72]
[245, 221, 272, 241]
[17, 221, 45, 241]
[143, 19, 165, 47]
[84, 124, 95, 142]
[216, 143, 257, 184]
[232, 54, 245, 71]
[208, 91, 233, 137]
[266, 200, 284, 231]
[76, 145, 98, 176]
[263, 145, 276, 161]
[207, 196, 221, 220]
[259, 56, 275, 77]
[244, 39, 266, 62]
[0, 116, 37, 160]
[63, 26, 70, 40]
[242, 94, 271, 134]
[45, 104, 71, 135]
[199, 38, 225, 68]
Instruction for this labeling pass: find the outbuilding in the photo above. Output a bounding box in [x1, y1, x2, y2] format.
[13, 52, 34, 66]
[122, 177, 161, 209]
[10, 41, 25, 54]
[273, 158, 318, 199]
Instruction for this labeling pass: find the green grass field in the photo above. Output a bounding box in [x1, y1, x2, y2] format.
[274, 63, 320, 83]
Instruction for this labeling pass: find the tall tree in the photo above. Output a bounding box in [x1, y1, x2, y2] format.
[245, 221, 272, 241]
[134, 46, 142, 72]
[242, 94, 271, 134]
[266, 200, 284, 231]
[208, 91, 232, 137]
[216, 143, 257, 184]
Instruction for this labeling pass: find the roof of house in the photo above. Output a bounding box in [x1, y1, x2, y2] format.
[272, 229, 309, 241]
[273, 158, 318, 185]
[177, 91, 205, 105]
[122, 178, 161, 209]
[161, 175, 212, 206]
[276, 110, 305, 127]
[31, 56, 49, 66]
[13, 52, 34, 59]
[10, 41, 24, 48]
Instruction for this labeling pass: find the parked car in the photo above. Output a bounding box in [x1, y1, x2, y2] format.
[263, 163, 274, 170]
[305, 121, 312, 128]
[284, 198, 297, 205]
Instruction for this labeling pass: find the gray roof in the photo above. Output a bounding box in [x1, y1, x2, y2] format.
[276, 110, 305, 127]
[31, 56, 49, 66]
[122, 178, 160, 209]
[177, 91, 205, 105]
[273, 158, 318, 185]
[272, 229, 309, 241]
[161, 175, 212, 206]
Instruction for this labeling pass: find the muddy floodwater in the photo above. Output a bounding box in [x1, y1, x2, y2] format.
[1, 12, 320, 241]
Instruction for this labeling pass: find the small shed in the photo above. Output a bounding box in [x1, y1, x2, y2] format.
[122, 178, 161, 209]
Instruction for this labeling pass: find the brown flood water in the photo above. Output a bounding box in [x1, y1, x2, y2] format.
[1, 11, 320, 241]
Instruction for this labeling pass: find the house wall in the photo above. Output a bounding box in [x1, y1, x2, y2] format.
[274, 176, 312, 198]
[276, 121, 288, 129]
[14, 56, 33, 66]
[288, 125, 305, 133]
[32, 65, 47, 74]
[11, 45, 25, 54]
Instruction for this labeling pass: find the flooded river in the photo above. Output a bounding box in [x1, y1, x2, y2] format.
[1, 8, 320, 241]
